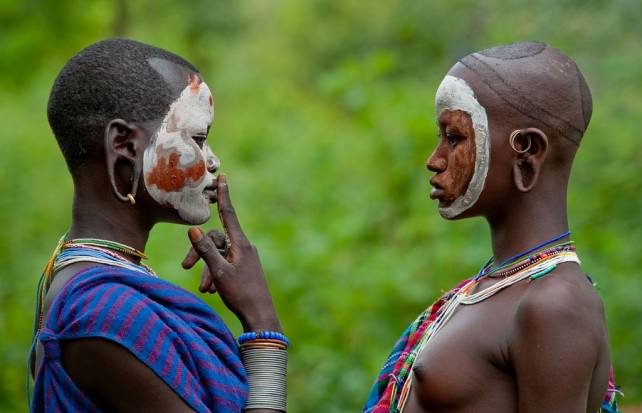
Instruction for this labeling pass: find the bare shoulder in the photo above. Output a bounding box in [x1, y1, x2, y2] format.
[513, 263, 606, 345]
[507, 265, 612, 411]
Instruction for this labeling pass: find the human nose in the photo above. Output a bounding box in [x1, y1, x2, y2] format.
[426, 147, 447, 173]
[204, 145, 220, 173]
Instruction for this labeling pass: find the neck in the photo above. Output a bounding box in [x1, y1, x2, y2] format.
[68, 186, 153, 263]
[486, 191, 570, 265]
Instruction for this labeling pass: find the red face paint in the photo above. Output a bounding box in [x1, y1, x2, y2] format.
[146, 152, 206, 192]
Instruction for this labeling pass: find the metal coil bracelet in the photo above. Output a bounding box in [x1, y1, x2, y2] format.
[240, 347, 288, 411]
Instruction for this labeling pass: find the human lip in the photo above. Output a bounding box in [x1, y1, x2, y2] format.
[203, 189, 217, 203]
[203, 179, 217, 203]
[429, 179, 445, 200]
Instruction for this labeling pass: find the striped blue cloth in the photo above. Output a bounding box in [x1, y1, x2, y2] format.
[31, 266, 247, 412]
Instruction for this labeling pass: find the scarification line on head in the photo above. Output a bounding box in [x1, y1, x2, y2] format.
[457, 41, 592, 146]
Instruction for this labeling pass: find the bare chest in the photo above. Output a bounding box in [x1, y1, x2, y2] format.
[406, 288, 523, 412]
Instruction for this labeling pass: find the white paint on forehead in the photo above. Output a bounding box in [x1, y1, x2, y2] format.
[146, 80, 214, 148]
[435, 75, 490, 219]
[171, 80, 214, 136]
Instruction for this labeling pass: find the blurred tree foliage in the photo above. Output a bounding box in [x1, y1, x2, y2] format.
[1, 1, 641, 411]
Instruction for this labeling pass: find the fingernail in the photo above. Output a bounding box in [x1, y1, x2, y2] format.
[219, 174, 227, 186]
[188, 227, 203, 242]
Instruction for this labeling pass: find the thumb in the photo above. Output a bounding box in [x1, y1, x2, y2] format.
[188, 227, 228, 270]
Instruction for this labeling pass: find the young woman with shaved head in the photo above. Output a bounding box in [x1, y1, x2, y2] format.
[363, 42, 619, 413]
[29, 39, 286, 412]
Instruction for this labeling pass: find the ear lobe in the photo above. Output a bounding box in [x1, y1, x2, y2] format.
[104, 119, 145, 203]
[511, 128, 549, 192]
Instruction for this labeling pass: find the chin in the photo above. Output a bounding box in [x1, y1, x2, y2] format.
[438, 207, 459, 220]
[437, 198, 477, 220]
[173, 191, 212, 224]
[437, 198, 457, 220]
[177, 203, 211, 225]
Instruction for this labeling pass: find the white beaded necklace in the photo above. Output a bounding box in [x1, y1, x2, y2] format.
[397, 251, 580, 411]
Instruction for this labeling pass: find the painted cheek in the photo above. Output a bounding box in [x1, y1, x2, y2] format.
[451, 151, 469, 196]
[446, 112, 477, 199]
[453, 141, 477, 196]
[439, 144, 471, 202]
[145, 150, 206, 192]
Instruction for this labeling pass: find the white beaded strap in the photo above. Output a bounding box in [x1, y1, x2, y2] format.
[241, 347, 288, 411]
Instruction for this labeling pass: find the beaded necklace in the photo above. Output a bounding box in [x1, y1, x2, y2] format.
[65, 237, 148, 259]
[37, 234, 154, 326]
[28, 234, 156, 404]
[395, 232, 579, 412]
[476, 230, 571, 279]
[487, 243, 575, 278]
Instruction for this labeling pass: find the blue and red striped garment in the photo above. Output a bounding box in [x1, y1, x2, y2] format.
[31, 266, 247, 412]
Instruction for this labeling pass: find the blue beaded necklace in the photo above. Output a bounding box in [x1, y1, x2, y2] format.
[475, 230, 571, 280]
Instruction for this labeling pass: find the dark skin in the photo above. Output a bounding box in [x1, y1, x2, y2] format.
[35, 60, 281, 412]
[430, 109, 477, 206]
[402, 63, 611, 412]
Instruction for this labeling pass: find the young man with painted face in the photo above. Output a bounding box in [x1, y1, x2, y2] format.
[363, 42, 619, 413]
[30, 39, 285, 412]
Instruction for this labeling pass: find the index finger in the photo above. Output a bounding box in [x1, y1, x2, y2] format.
[216, 174, 248, 245]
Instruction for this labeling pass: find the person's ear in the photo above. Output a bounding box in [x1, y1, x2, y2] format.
[509, 128, 549, 192]
[104, 119, 147, 205]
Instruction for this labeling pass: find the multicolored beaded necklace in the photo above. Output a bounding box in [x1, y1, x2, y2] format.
[34, 233, 155, 333]
[475, 230, 571, 279]
[394, 231, 579, 412]
[28, 234, 156, 404]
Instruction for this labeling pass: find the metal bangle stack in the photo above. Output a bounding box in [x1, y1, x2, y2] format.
[241, 346, 288, 411]
[239, 331, 289, 411]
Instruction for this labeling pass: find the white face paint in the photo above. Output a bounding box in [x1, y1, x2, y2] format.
[434, 75, 490, 219]
[143, 75, 220, 224]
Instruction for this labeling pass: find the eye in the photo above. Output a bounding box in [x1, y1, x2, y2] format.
[445, 133, 464, 148]
[192, 135, 207, 148]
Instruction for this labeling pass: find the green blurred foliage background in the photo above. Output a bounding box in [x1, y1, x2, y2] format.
[1, 0, 641, 411]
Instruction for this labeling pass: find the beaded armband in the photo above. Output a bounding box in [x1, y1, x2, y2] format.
[238, 331, 290, 348]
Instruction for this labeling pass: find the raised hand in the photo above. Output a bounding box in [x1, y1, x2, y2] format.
[182, 229, 227, 293]
[183, 175, 281, 333]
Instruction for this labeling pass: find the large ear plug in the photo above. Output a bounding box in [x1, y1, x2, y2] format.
[105, 119, 143, 205]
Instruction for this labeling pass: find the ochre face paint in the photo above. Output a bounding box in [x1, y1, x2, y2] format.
[435, 110, 477, 204]
[434, 75, 490, 219]
[143, 75, 220, 224]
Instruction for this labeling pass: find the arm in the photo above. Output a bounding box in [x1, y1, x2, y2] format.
[509, 279, 599, 413]
[184, 175, 285, 413]
[62, 338, 194, 413]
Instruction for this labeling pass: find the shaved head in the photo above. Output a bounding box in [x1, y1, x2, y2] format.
[428, 42, 592, 219]
[457, 41, 592, 147]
